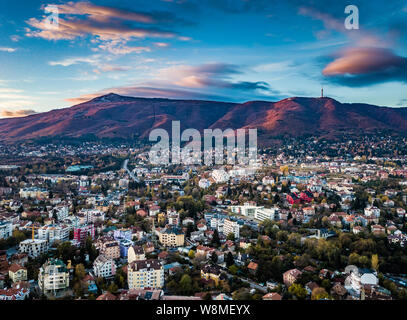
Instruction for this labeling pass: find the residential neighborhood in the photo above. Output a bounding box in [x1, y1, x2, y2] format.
[0, 134, 407, 301]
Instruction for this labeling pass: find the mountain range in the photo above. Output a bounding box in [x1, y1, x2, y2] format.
[0, 93, 406, 144]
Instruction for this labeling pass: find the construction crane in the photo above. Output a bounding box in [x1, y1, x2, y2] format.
[27, 225, 40, 241]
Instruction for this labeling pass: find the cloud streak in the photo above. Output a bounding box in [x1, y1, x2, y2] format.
[322, 47, 407, 86]
[25, 1, 190, 54]
[0, 109, 38, 118]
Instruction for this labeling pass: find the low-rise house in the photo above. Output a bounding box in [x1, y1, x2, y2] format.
[283, 268, 302, 287]
[262, 292, 282, 300]
[8, 264, 27, 283]
[201, 264, 222, 286]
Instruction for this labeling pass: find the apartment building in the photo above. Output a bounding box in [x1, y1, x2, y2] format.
[19, 239, 49, 258]
[0, 221, 12, 239]
[127, 259, 164, 290]
[38, 224, 70, 244]
[93, 255, 116, 278]
[223, 219, 240, 239]
[158, 228, 185, 247]
[94, 236, 120, 260]
[38, 259, 70, 294]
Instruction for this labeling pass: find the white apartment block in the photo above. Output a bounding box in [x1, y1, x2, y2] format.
[127, 259, 164, 290]
[255, 207, 279, 222]
[93, 255, 116, 278]
[0, 221, 12, 239]
[38, 224, 70, 244]
[51, 206, 69, 221]
[230, 203, 279, 222]
[79, 209, 105, 224]
[19, 187, 49, 199]
[223, 219, 240, 239]
[38, 259, 70, 294]
[19, 239, 49, 258]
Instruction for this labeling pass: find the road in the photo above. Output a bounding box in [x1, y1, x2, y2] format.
[225, 272, 268, 293]
[123, 159, 139, 182]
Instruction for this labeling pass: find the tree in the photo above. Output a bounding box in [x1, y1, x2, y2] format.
[226, 252, 234, 268]
[210, 251, 218, 264]
[188, 250, 195, 259]
[179, 274, 193, 295]
[288, 283, 307, 300]
[107, 282, 118, 294]
[211, 229, 221, 248]
[311, 287, 330, 300]
[227, 233, 235, 241]
[371, 254, 379, 271]
[75, 264, 86, 280]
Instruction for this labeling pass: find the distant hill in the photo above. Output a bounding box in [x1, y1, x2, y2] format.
[0, 93, 406, 143]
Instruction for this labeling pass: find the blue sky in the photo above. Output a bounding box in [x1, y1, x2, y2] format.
[1, 0, 407, 117]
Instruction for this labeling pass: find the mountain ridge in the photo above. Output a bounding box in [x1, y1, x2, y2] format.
[0, 93, 406, 143]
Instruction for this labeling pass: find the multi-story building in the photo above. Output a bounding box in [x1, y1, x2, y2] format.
[94, 236, 120, 260]
[73, 224, 95, 244]
[19, 187, 49, 199]
[51, 205, 69, 221]
[127, 259, 164, 290]
[223, 219, 240, 239]
[38, 224, 70, 244]
[0, 221, 12, 239]
[93, 255, 116, 278]
[38, 259, 70, 294]
[79, 209, 105, 224]
[19, 239, 49, 258]
[158, 228, 185, 247]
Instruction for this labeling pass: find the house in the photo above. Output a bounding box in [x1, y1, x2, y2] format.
[0, 284, 30, 300]
[305, 281, 319, 295]
[128, 246, 146, 263]
[371, 225, 385, 236]
[94, 236, 120, 260]
[286, 193, 301, 205]
[82, 274, 98, 294]
[247, 261, 258, 274]
[300, 190, 313, 203]
[283, 268, 302, 287]
[97, 292, 117, 300]
[158, 227, 185, 247]
[364, 206, 380, 218]
[262, 292, 282, 300]
[330, 282, 347, 299]
[345, 267, 378, 295]
[8, 264, 27, 283]
[201, 264, 222, 286]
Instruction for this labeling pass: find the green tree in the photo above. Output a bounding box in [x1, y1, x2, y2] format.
[288, 283, 307, 300]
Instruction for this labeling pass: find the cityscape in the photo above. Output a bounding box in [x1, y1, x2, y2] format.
[0, 0, 407, 307]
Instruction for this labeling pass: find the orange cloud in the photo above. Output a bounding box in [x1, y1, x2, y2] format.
[1, 109, 37, 118]
[323, 47, 406, 76]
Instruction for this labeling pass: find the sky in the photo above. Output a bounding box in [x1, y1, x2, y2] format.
[1, 0, 407, 117]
